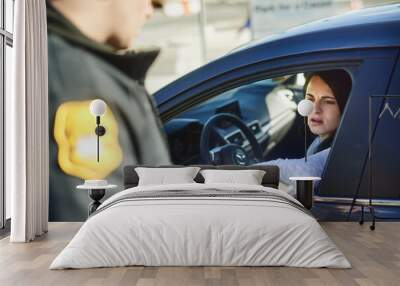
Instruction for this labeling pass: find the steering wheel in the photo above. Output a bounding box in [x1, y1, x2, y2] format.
[200, 113, 264, 165]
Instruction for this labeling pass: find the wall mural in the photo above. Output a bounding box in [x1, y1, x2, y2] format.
[48, 2, 351, 222]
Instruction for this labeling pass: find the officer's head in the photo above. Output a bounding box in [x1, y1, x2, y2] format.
[303, 70, 352, 141]
[49, 0, 158, 49]
[107, 0, 155, 48]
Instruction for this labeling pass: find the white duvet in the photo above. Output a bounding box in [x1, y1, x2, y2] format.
[50, 183, 350, 269]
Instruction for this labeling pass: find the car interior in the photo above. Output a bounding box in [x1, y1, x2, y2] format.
[163, 73, 312, 165]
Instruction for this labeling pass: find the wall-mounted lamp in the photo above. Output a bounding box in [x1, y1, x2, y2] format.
[297, 99, 313, 162]
[89, 99, 107, 162]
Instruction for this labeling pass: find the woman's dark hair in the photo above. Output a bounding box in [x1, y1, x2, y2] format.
[303, 69, 352, 114]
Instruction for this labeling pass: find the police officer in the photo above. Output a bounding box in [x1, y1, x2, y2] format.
[47, 0, 171, 221]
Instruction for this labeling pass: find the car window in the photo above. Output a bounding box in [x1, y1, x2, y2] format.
[164, 69, 352, 192]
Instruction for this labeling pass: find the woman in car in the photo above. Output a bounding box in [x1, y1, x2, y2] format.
[259, 69, 352, 193]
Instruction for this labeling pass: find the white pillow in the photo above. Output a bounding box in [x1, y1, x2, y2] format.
[135, 167, 200, 186]
[200, 169, 266, 185]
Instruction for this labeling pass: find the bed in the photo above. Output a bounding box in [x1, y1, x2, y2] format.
[50, 165, 350, 269]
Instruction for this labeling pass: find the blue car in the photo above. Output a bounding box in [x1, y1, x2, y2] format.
[153, 4, 400, 219]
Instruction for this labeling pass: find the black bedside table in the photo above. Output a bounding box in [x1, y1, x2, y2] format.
[77, 184, 117, 216]
[289, 177, 321, 210]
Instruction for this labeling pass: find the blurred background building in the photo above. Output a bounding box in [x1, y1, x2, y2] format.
[134, 0, 399, 93]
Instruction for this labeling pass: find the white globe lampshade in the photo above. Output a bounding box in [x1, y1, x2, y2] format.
[89, 99, 107, 116]
[297, 99, 314, 117]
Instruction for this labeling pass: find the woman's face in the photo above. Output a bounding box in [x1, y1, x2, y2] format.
[305, 76, 341, 140]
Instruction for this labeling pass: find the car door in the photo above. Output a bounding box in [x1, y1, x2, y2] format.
[154, 47, 399, 198]
[335, 50, 400, 200]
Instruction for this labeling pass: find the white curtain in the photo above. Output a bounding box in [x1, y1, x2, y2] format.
[7, 0, 49, 242]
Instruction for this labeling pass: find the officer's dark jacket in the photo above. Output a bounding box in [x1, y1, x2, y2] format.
[47, 4, 171, 221]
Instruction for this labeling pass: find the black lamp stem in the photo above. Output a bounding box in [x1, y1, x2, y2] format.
[304, 116, 308, 163]
[96, 116, 100, 162]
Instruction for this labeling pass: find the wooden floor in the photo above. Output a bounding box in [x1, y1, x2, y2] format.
[0, 222, 399, 286]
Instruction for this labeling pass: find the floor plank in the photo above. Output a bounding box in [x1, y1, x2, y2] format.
[0, 222, 399, 286]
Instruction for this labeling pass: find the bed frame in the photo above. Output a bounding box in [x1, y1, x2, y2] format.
[123, 165, 280, 190]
